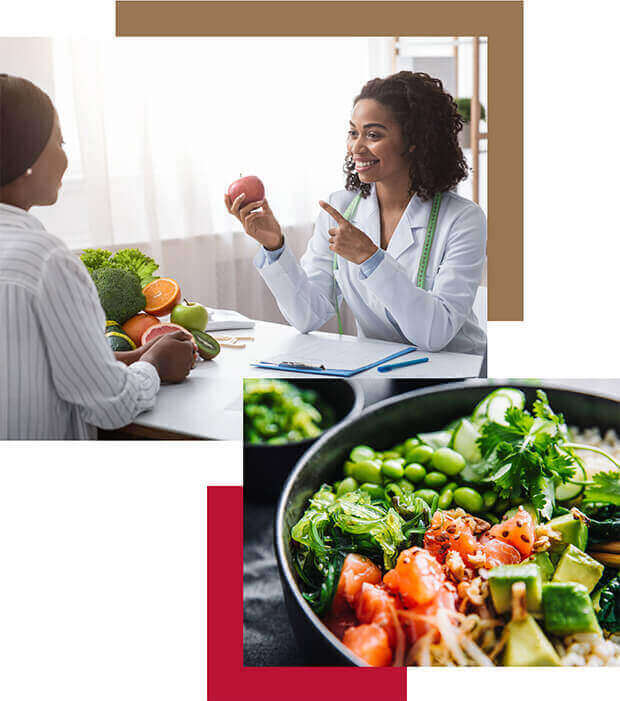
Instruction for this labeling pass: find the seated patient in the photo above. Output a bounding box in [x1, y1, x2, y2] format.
[0, 74, 194, 439]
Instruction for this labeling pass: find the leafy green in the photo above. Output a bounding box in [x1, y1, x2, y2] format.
[579, 503, 620, 543]
[584, 471, 620, 507]
[477, 390, 577, 519]
[80, 247, 160, 286]
[244, 379, 333, 444]
[290, 486, 430, 615]
[597, 574, 620, 633]
[109, 248, 160, 287]
[80, 248, 113, 276]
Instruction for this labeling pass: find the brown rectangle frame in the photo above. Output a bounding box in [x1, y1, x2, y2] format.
[116, 1, 523, 321]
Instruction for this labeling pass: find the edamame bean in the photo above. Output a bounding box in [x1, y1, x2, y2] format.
[406, 444, 434, 465]
[482, 490, 498, 509]
[382, 459, 405, 480]
[397, 478, 415, 494]
[392, 443, 406, 456]
[453, 486, 484, 513]
[350, 445, 375, 463]
[359, 482, 385, 500]
[431, 447, 466, 476]
[352, 460, 383, 485]
[424, 471, 448, 489]
[438, 481, 457, 508]
[404, 463, 426, 484]
[403, 437, 421, 452]
[343, 461, 356, 478]
[382, 451, 401, 461]
[414, 488, 439, 506]
[438, 489, 454, 509]
[337, 477, 359, 496]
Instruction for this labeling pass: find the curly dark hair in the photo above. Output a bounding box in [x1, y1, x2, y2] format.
[344, 71, 469, 201]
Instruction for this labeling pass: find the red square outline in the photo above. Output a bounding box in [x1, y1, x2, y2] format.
[207, 486, 406, 700]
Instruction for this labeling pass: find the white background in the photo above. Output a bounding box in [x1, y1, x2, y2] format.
[2, 1, 620, 700]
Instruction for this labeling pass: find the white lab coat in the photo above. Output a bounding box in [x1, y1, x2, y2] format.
[255, 185, 487, 354]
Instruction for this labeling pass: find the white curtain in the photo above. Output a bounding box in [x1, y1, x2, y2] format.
[29, 38, 393, 331]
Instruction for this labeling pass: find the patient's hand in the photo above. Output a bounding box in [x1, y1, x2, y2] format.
[141, 331, 195, 384]
[225, 193, 283, 251]
[114, 337, 161, 366]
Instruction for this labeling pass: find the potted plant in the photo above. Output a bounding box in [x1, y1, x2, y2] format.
[455, 97, 486, 149]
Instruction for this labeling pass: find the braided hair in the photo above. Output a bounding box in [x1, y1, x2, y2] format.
[344, 71, 468, 201]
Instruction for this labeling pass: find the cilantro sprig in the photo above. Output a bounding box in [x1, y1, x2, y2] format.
[477, 390, 579, 519]
[584, 471, 620, 507]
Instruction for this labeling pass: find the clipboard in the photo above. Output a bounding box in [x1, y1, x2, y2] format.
[251, 346, 417, 377]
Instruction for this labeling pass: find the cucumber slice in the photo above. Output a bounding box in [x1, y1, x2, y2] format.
[471, 396, 492, 425]
[472, 388, 525, 426]
[483, 389, 526, 425]
[555, 461, 586, 502]
[417, 430, 452, 450]
[451, 418, 482, 463]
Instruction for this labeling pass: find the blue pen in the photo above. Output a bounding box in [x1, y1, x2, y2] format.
[377, 357, 429, 373]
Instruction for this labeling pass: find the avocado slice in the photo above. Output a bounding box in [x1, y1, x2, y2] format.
[542, 582, 601, 635]
[489, 563, 542, 614]
[504, 614, 562, 666]
[503, 581, 561, 666]
[546, 513, 588, 553]
[552, 544, 604, 593]
[526, 552, 555, 581]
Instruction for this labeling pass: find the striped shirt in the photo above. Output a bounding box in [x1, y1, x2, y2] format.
[0, 203, 160, 439]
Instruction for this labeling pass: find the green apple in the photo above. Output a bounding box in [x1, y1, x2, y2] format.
[170, 299, 209, 332]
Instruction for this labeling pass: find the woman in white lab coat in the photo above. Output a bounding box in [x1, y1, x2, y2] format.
[225, 71, 486, 355]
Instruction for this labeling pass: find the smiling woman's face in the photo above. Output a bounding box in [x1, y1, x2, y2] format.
[347, 98, 411, 186]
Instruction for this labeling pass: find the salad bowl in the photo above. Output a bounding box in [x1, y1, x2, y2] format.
[275, 380, 620, 666]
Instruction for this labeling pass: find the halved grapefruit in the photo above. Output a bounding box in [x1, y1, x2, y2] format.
[141, 322, 197, 349]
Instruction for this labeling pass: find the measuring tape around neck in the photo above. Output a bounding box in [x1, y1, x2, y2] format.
[415, 192, 443, 288]
[331, 191, 443, 334]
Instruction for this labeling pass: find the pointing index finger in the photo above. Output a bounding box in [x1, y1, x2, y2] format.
[319, 200, 347, 224]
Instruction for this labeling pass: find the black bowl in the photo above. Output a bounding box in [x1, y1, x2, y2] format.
[244, 379, 365, 502]
[275, 380, 620, 666]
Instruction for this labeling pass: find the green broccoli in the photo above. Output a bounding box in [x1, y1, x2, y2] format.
[92, 268, 146, 324]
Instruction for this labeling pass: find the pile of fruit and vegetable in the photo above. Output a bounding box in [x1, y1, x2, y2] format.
[80, 248, 220, 361]
[290, 388, 620, 666]
[244, 379, 335, 444]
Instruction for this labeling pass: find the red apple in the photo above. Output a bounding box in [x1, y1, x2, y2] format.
[227, 175, 265, 206]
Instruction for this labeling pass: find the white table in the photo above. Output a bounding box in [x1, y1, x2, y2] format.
[124, 321, 483, 439]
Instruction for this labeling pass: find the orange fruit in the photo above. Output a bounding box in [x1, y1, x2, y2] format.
[122, 313, 160, 347]
[143, 278, 182, 317]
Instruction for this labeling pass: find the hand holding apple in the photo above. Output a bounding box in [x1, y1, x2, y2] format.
[227, 175, 265, 206]
[171, 299, 209, 332]
[224, 176, 283, 251]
